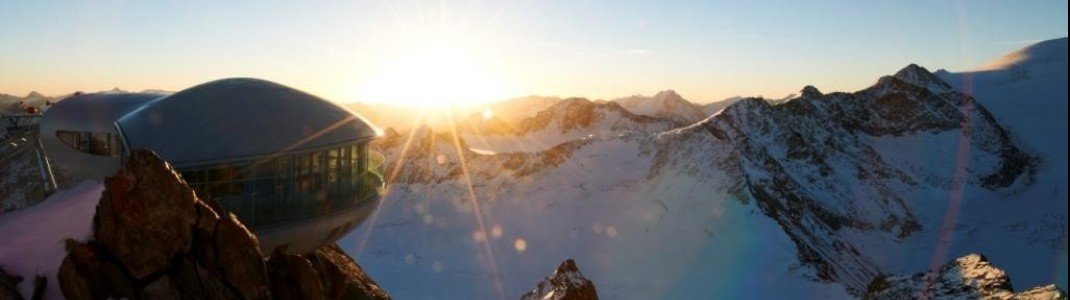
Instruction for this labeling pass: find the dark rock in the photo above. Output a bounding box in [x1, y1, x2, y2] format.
[521, 259, 599, 300]
[801, 85, 823, 98]
[29, 276, 45, 300]
[56, 150, 390, 300]
[166, 254, 240, 300]
[267, 250, 325, 300]
[307, 244, 391, 299]
[141, 275, 181, 300]
[57, 240, 107, 300]
[209, 214, 270, 299]
[189, 201, 222, 276]
[0, 267, 24, 300]
[93, 150, 197, 280]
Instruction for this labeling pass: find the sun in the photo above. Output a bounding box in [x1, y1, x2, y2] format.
[353, 42, 512, 108]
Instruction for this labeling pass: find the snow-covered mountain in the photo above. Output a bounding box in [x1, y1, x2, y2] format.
[2, 38, 1064, 300]
[864, 254, 1065, 299]
[611, 90, 707, 125]
[702, 94, 796, 117]
[0, 92, 54, 114]
[343, 39, 1067, 299]
[521, 259, 599, 300]
[697, 63, 1033, 292]
[459, 97, 678, 153]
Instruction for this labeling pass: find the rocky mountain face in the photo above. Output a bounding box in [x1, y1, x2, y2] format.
[364, 62, 1059, 298]
[521, 259, 599, 300]
[691, 64, 1034, 292]
[864, 254, 1066, 300]
[54, 150, 390, 300]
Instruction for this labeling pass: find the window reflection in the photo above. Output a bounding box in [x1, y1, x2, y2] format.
[56, 130, 124, 157]
[179, 141, 379, 230]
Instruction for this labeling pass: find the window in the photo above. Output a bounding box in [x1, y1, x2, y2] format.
[55, 130, 123, 157]
[327, 148, 340, 187]
[90, 132, 110, 155]
[57, 131, 80, 149]
[172, 140, 380, 230]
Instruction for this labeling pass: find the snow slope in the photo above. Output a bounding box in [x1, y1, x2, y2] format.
[344, 129, 850, 299]
[2, 38, 1063, 300]
[0, 181, 103, 299]
[345, 50, 1066, 298]
[936, 37, 1069, 291]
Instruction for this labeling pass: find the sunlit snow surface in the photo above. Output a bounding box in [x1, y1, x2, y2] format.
[341, 135, 850, 299]
[935, 38, 1069, 291]
[0, 181, 103, 299]
[342, 40, 1067, 299]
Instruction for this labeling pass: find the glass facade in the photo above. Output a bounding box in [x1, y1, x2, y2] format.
[56, 130, 124, 157]
[179, 141, 384, 230]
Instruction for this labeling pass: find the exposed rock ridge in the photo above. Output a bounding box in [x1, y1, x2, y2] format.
[696, 64, 1034, 293]
[863, 254, 1066, 300]
[521, 259, 599, 300]
[56, 149, 390, 300]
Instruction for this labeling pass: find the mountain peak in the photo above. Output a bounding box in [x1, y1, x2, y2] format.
[521, 259, 599, 300]
[653, 89, 683, 100]
[556, 259, 580, 274]
[25, 91, 45, 99]
[891, 63, 952, 91]
[800, 85, 823, 98]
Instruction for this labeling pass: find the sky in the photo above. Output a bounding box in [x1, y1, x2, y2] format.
[1, 0, 1066, 105]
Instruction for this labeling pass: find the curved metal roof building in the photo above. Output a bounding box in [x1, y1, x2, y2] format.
[41, 78, 383, 254]
[118, 78, 378, 167]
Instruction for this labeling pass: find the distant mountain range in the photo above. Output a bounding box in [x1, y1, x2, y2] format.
[4, 36, 1065, 300]
[345, 37, 1068, 299]
[0, 88, 175, 114]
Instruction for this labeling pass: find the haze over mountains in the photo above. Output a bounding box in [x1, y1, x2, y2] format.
[340, 37, 1068, 299]
[1, 37, 1065, 299]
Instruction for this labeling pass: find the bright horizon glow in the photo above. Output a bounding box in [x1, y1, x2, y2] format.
[0, 1, 1066, 105]
[350, 41, 514, 107]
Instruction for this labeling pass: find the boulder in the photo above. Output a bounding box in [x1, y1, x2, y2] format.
[92, 150, 197, 280]
[56, 150, 390, 300]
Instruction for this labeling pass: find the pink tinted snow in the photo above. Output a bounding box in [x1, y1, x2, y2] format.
[0, 181, 103, 299]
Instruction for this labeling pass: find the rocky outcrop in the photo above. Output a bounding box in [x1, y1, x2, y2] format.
[0, 267, 24, 300]
[695, 64, 1035, 293]
[863, 254, 1066, 300]
[521, 259, 598, 300]
[56, 149, 390, 300]
[0, 268, 42, 300]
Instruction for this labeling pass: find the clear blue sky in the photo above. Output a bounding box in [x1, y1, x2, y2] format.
[1, 0, 1066, 104]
